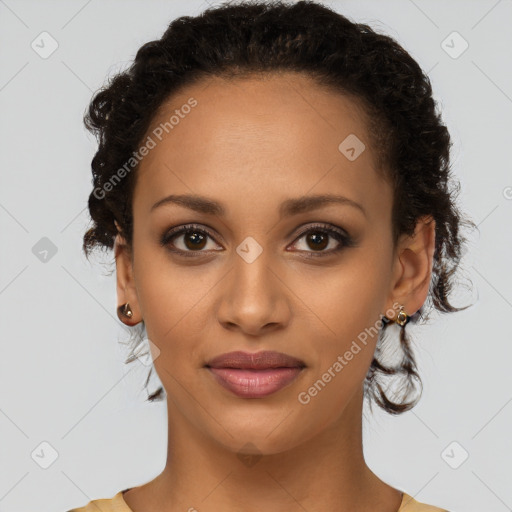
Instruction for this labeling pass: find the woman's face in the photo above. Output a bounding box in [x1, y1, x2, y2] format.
[116, 73, 427, 454]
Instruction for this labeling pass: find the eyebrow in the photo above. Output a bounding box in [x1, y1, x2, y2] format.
[151, 193, 367, 218]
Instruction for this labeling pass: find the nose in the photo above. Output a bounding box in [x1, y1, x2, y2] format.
[216, 251, 292, 337]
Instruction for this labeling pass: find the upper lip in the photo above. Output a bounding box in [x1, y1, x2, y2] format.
[205, 350, 306, 370]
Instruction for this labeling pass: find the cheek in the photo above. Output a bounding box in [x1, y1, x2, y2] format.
[289, 251, 390, 395]
[132, 248, 220, 383]
[291, 249, 390, 338]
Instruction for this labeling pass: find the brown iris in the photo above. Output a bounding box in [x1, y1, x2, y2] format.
[306, 232, 329, 251]
[184, 230, 208, 250]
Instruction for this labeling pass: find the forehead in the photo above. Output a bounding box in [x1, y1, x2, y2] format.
[133, 72, 390, 221]
[145, 72, 373, 159]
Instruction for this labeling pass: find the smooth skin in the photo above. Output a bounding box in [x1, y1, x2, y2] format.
[115, 72, 436, 512]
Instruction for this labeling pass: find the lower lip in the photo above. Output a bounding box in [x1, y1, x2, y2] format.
[207, 367, 304, 398]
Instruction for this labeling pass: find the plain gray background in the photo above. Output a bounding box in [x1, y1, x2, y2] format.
[1, 0, 511, 511]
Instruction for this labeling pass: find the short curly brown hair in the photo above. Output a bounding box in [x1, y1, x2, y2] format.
[82, 0, 475, 414]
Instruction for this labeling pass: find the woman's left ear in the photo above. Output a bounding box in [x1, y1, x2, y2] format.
[388, 215, 436, 315]
[114, 224, 142, 326]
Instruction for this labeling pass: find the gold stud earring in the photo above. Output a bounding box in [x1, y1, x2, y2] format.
[383, 304, 411, 327]
[117, 303, 133, 320]
[395, 305, 410, 326]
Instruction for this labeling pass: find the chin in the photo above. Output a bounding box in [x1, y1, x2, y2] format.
[202, 411, 315, 457]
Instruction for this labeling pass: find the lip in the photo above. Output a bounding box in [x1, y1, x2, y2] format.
[205, 350, 306, 370]
[205, 350, 306, 398]
[207, 367, 304, 398]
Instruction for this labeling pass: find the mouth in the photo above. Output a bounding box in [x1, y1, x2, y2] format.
[204, 350, 306, 398]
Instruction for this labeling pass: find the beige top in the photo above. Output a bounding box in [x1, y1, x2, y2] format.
[67, 488, 449, 511]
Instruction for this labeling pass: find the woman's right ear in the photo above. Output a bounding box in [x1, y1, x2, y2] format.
[114, 222, 142, 326]
[114, 220, 128, 262]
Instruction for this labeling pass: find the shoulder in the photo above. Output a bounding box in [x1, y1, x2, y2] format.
[66, 490, 132, 512]
[66, 489, 450, 512]
[399, 492, 450, 511]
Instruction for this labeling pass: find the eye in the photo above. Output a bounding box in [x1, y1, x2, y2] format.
[160, 224, 222, 257]
[288, 223, 354, 257]
[160, 222, 355, 258]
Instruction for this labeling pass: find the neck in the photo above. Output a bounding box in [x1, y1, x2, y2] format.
[125, 385, 402, 512]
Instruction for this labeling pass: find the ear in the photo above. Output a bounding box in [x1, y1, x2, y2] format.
[387, 215, 436, 318]
[114, 221, 142, 326]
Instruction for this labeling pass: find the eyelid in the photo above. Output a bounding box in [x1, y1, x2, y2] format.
[290, 222, 350, 243]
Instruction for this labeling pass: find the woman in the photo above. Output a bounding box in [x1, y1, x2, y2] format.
[69, 0, 474, 510]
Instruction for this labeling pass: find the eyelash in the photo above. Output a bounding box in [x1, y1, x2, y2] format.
[160, 222, 355, 258]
